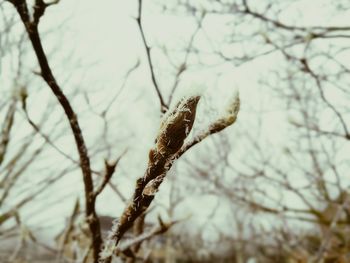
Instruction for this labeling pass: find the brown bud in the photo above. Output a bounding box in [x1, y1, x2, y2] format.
[156, 96, 200, 155]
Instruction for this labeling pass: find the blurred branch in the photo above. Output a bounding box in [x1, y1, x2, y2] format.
[0, 142, 45, 207]
[101, 59, 140, 117]
[94, 151, 126, 198]
[0, 98, 17, 166]
[300, 58, 350, 139]
[22, 101, 79, 165]
[313, 195, 350, 261]
[167, 14, 205, 105]
[0, 165, 68, 226]
[136, 0, 168, 113]
[57, 198, 80, 260]
[8, 1, 102, 261]
[241, 0, 350, 33]
[118, 216, 178, 254]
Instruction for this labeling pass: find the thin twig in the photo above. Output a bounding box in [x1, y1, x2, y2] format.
[241, 0, 350, 33]
[94, 151, 126, 198]
[118, 217, 178, 253]
[136, 0, 168, 113]
[300, 58, 350, 139]
[167, 14, 204, 105]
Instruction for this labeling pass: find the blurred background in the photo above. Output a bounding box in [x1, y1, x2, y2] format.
[1, 0, 350, 262]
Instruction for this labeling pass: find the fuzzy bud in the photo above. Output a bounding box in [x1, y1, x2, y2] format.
[223, 91, 240, 126]
[208, 92, 240, 134]
[156, 96, 200, 155]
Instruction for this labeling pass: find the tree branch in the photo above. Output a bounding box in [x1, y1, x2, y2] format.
[101, 93, 240, 262]
[94, 152, 125, 198]
[8, 1, 102, 262]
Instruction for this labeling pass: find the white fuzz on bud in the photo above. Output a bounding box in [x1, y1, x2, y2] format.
[224, 91, 240, 125]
